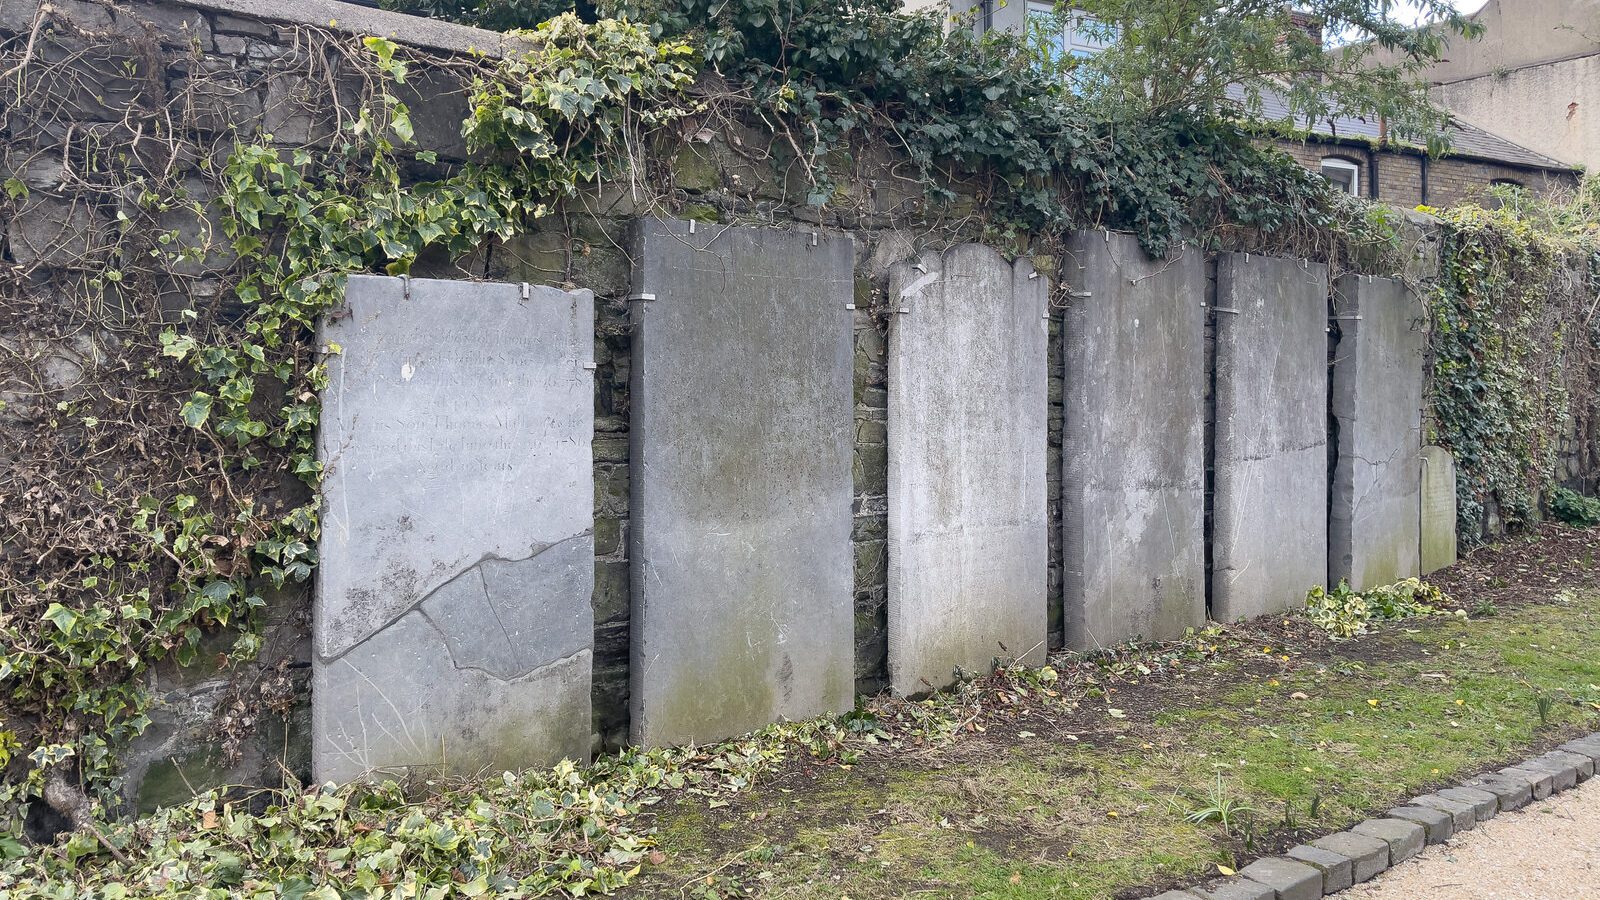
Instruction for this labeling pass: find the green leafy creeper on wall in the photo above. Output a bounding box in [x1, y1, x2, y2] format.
[1427, 197, 1600, 542]
[0, 14, 697, 824]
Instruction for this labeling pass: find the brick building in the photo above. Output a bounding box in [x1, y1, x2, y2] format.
[1260, 89, 1580, 207]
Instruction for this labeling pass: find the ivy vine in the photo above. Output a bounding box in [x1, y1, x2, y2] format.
[1428, 191, 1600, 541]
[1, 12, 694, 822]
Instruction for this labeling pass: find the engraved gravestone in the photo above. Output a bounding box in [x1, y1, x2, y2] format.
[1330, 275, 1426, 590]
[1061, 231, 1206, 649]
[313, 275, 595, 783]
[887, 245, 1048, 694]
[629, 218, 855, 748]
[1421, 445, 1458, 575]
[1211, 253, 1330, 621]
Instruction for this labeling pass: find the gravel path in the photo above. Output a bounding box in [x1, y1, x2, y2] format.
[1341, 777, 1600, 899]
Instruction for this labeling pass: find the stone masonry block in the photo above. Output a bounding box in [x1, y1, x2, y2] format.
[1310, 831, 1389, 883]
[1287, 844, 1355, 893]
[1407, 794, 1476, 832]
[1538, 750, 1594, 781]
[1499, 765, 1559, 797]
[1236, 857, 1321, 900]
[1187, 879, 1274, 900]
[1435, 786, 1499, 822]
[1558, 737, 1600, 764]
[1351, 818, 1425, 864]
[1463, 774, 1533, 811]
[1387, 805, 1453, 844]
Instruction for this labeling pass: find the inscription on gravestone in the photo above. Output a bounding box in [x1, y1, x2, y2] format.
[1061, 231, 1206, 649]
[887, 244, 1048, 694]
[313, 275, 595, 783]
[629, 218, 855, 748]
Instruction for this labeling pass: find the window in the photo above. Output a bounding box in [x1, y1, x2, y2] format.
[1025, 2, 1114, 61]
[1320, 158, 1361, 196]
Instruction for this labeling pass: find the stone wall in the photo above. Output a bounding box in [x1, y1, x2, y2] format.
[4, 0, 1597, 810]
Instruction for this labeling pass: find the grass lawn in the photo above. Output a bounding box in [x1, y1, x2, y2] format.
[626, 527, 1600, 899]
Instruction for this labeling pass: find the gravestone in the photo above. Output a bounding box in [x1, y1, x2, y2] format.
[1421, 445, 1458, 575]
[313, 275, 595, 784]
[1211, 254, 1330, 622]
[1061, 231, 1206, 649]
[629, 218, 855, 748]
[1330, 275, 1426, 590]
[887, 245, 1048, 695]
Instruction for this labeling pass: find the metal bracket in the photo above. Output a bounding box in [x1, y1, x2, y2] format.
[845, 303, 857, 310]
[521, 282, 531, 301]
[688, 220, 697, 234]
[1068, 290, 1092, 299]
[627, 292, 657, 303]
[1330, 315, 1363, 321]
[897, 306, 911, 314]
[582, 362, 597, 370]
[398, 273, 411, 300]
[1211, 306, 1241, 315]
[1027, 271, 1040, 280]
[810, 232, 819, 247]
[913, 262, 928, 274]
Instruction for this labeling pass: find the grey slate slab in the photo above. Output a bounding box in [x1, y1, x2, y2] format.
[1310, 831, 1389, 882]
[1061, 232, 1205, 648]
[1408, 794, 1476, 832]
[1351, 818, 1425, 864]
[1287, 844, 1355, 893]
[313, 275, 595, 783]
[1149, 893, 1201, 900]
[1464, 774, 1533, 810]
[1435, 786, 1499, 822]
[1188, 879, 1274, 900]
[1420, 446, 1458, 574]
[628, 218, 855, 748]
[1237, 857, 1321, 900]
[887, 245, 1049, 694]
[1387, 805, 1453, 843]
[1210, 254, 1330, 622]
[1329, 275, 1426, 590]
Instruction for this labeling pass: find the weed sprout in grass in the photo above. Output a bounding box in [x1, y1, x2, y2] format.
[1184, 773, 1257, 835]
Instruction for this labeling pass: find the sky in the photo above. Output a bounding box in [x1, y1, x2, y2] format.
[1396, 0, 1489, 25]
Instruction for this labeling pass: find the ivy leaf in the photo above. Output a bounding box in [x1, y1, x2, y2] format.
[43, 603, 79, 635]
[180, 392, 214, 429]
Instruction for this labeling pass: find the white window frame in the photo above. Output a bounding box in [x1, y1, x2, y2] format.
[1320, 158, 1362, 196]
[1025, 2, 1114, 59]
